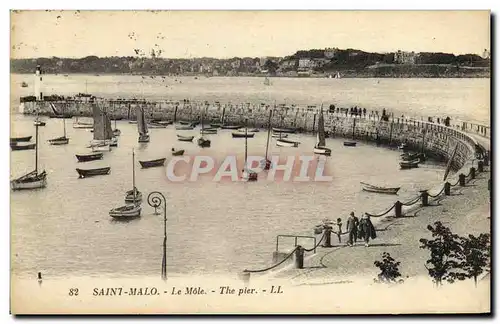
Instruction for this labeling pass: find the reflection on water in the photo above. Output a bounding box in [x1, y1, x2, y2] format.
[10, 114, 448, 279]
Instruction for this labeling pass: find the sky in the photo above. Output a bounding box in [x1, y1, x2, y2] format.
[10, 10, 491, 59]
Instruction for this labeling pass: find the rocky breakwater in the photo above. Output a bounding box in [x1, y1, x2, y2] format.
[22, 98, 477, 172]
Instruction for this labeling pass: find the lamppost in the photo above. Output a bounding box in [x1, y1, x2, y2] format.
[147, 191, 167, 281]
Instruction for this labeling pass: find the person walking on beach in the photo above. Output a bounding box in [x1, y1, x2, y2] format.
[346, 212, 359, 247]
[335, 218, 343, 243]
[358, 214, 376, 247]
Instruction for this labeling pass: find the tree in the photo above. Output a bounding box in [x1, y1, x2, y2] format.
[419, 221, 466, 286]
[374, 252, 403, 284]
[458, 233, 491, 287]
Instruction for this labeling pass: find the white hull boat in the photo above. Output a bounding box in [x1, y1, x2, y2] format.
[109, 204, 142, 219]
[91, 143, 111, 152]
[276, 139, 299, 147]
[313, 146, 331, 156]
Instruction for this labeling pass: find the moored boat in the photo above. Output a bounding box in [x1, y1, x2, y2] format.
[139, 158, 166, 169]
[343, 141, 357, 147]
[210, 123, 222, 128]
[11, 143, 36, 151]
[76, 167, 111, 178]
[276, 138, 300, 148]
[272, 127, 297, 134]
[137, 106, 150, 143]
[360, 182, 400, 194]
[198, 137, 211, 147]
[220, 125, 241, 130]
[249, 128, 260, 133]
[172, 148, 185, 156]
[10, 136, 32, 143]
[33, 120, 46, 126]
[200, 128, 218, 135]
[48, 136, 70, 145]
[399, 159, 420, 169]
[124, 150, 142, 204]
[148, 122, 168, 129]
[109, 204, 141, 219]
[76, 152, 103, 162]
[401, 152, 426, 162]
[271, 133, 288, 138]
[176, 125, 194, 131]
[241, 119, 258, 182]
[232, 132, 255, 138]
[177, 135, 194, 142]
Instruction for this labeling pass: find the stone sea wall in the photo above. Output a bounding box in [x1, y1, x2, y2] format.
[21, 99, 478, 172]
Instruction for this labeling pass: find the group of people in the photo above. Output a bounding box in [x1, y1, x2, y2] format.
[331, 212, 377, 247]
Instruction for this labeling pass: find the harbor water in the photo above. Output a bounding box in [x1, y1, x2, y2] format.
[10, 75, 487, 279]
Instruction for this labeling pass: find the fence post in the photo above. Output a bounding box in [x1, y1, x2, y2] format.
[295, 246, 304, 269]
[470, 167, 476, 180]
[420, 190, 429, 206]
[394, 201, 402, 218]
[459, 174, 466, 186]
[322, 226, 332, 248]
[444, 182, 451, 195]
[478, 160, 484, 173]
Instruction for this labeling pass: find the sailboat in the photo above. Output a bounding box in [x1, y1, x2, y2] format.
[264, 76, 271, 86]
[313, 105, 331, 156]
[89, 104, 112, 152]
[109, 150, 141, 219]
[48, 114, 70, 145]
[262, 108, 273, 170]
[197, 105, 211, 148]
[33, 109, 46, 126]
[137, 105, 150, 143]
[124, 149, 143, 203]
[11, 124, 47, 190]
[241, 119, 258, 182]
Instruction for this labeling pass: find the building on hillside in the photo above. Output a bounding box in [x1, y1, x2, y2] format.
[324, 48, 338, 59]
[312, 58, 330, 68]
[298, 58, 314, 70]
[483, 49, 491, 59]
[278, 59, 297, 70]
[394, 50, 418, 64]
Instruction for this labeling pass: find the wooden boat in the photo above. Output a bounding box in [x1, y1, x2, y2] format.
[21, 81, 28, 88]
[176, 125, 194, 131]
[11, 124, 47, 190]
[151, 120, 173, 126]
[137, 105, 150, 143]
[129, 120, 138, 124]
[50, 114, 72, 119]
[272, 127, 296, 134]
[401, 152, 426, 161]
[124, 149, 142, 204]
[177, 135, 194, 142]
[112, 118, 121, 136]
[343, 141, 357, 147]
[172, 148, 185, 156]
[148, 122, 168, 129]
[198, 137, 211, 147]
[179, 121, 192, 125]
[73, 119, 94, 129]
[91, 143, 111, 152]
[220, 125, 241, 130]
[276, 139, 300, 148]
[271, 133, 288, 138]
[139, 158, 166, 169]
[399, 159, 420, 169]
[210, 123, 222, 128]
[109, 204, 141, 219]
[232, 132, 255, 138]
[313, 105, 331, 156]
[10, 136, 32, 143]
[200, 128, 218, 135]
[49, 114, 69, 145]
[33, 120, 46, 126]
[76, 167, 111, 178]
[76, 152, 103, 162]
[241, 120, 258, 182]
[249, 128, 260, 133]
[360, 182, 400, 195]
[11, 143, 36, 151]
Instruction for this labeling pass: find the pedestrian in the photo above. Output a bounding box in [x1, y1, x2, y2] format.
[346, 212, 359, 246]
[335, 218, 342, 243]
[358, 214, 376, 247]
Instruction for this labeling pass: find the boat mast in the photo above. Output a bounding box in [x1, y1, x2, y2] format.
[34, 124, 39, 173]
[265, 108, 272, 159]
[244, 118, 248, 169]
[132, 149, 136, 199]
[63, 113, 66, 138]
[352, 117, 356, 139]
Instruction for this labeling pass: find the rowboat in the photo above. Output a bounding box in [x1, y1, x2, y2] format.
[249, 128, 260, 133]
[128, 120, 138, 124]
[200, 128, 218, 135]
[91, 143, 111, 152]
[272, 127, 297, 134]
[152, 119, 173, 126]
[139, 158, 166, 169]
[73, 122, 93, 129]
[148, 123, 167, 129]
[176, 125, 194, 131]
[399, 159, 420, 169]
[198, 137, 211, 147]
[10, 136, 32, 143]
[220, 125, 241, 130]
[48, 136, 70, 145]
[360, 182, 400, 195]
[177, 135, 194, 142]
[172, 149, 185, 156]
[109, 204, 141, 219]
[401, 152, 426, 162]
[232, 132, 255, 138]
[11, 143, 36, 151]
[314, 146, 332, 156]
[271, 133, 288, 138]
[179, 121, 192, 125]
[75, 152, 103, 162]
[210, 123, 222, 128]
[276, 139, 299, 148]
[76, 167, 111, 178]
[343, 141, 357, 147]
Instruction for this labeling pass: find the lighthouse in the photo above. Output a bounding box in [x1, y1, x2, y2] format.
[34, 65, 43, 101]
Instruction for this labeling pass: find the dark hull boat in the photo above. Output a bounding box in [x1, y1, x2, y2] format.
[210, 123, 222, 128]
[276, 139, 300, 148]
[360, 182, 400, 195]
[197, 138, 211, 148]
[10, 136, 32, 143]
[232, 132, 255, 138]
[177, 135, 194, 142]
[399, 159, 420, 169]
[179, 121, 192, 125]
[139, 158, 166, 169]
[48, 136, 70, 145]
[76, 167, 111, 178]
[401, 152, 426, 162]
[343, 141, 357, 147]
[75, 152, 103, 162]
[151, 119, 173, 126]
[11, 143, 36, 151]
[172, 149, 185, 156]
[272, 127, 297, 134]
